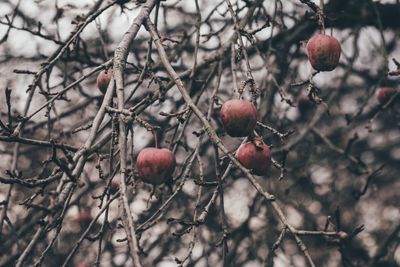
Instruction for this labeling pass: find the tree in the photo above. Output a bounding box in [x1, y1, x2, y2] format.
[0, 0, 399, 266]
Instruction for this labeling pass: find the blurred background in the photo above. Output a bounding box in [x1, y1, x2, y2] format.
[0, 0, 399, 266]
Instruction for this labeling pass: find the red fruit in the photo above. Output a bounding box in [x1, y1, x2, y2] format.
[306, 34, 341, 71]
[75, 210, 92, 225]
[96, 69, 113, 94]
[75, 263, 90, 267]
[136, 148, 176, 185]
[109, 180, 120, 194]
[297, 95, 314, 115]
[377, 87, 397, 105]
[220, 99, 257, 137]
[236, 142, 271, 176]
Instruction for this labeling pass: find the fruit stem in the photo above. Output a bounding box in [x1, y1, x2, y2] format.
[319, 0, 326, 34]
[152, 128, 159, 148]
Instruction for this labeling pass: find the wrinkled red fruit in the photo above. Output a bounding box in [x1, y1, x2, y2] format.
[306, 34, 341, 71]
[220, 99, 257, 137]
[96, 69, 113, 94]
[297, 95, 314, 115]
[236, 142, 271, 176]
[136, 148, 176, 185]
[377, 87, 397, 105]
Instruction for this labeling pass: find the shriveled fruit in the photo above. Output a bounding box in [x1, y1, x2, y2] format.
[96, 69, 113, 94]
[220, 99, 257, 137]
[236, 141, 271, 175]
[136, 148, 176, 185]
[307, 34, 341, 71]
